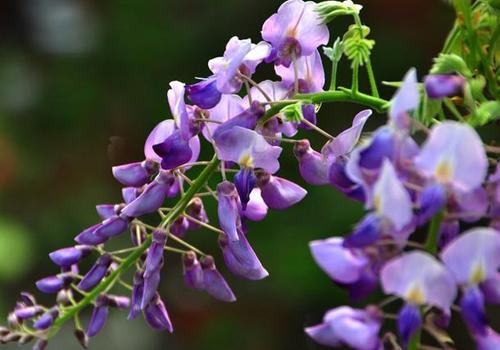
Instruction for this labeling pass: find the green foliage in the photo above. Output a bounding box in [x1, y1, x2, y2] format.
[469, 100, 500, 126]
[316, 1, 363, 23]
[323, 37, 343, 63]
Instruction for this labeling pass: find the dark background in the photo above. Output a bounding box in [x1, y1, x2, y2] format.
[0, 0, 482, 349]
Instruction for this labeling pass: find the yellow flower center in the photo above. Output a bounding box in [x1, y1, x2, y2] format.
[470, 262, 485, 284]
[435, 160, 452, 183]
[406, 285, 425, 305]
[239, 154, 254, 168]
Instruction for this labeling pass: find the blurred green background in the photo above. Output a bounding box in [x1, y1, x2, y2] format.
[0, 0, 483, 349]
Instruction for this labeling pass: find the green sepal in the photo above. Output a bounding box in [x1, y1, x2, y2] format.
[280, 102, 304, 123]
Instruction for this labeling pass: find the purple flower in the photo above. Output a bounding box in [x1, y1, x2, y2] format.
[257, 172, 307, 210]
[186, 197, 209, 230]
[49, 245, 92, 267]
[219, 231, 268, 280]
[460, 286, 488, 334]
[201, 94, 245, 142]
[398, 303, 422, 346]
[182, 251, 204, 290]
[417, 184, 446, 226]
[143, 294, 173, 333]
[424, 74, 465, 99]
[381, 251, 456, 311]
[217, 181, 241, 242]
[476, 327, 500, 350]
[208, 36, 271, 93]
[370, 159, 413, 232]
[245, 80, 290, 106]
[15, 306, 43, 320]
[215, 126, 282, 174]
[77, 254, 113, 292]
[107, 295, 131, 309]
[200, 255, 236, 302]
[414, 121, 487, 193]
[440, 228, 500, 286]
[36, 275, 70, 294]
[167, 81, 191, 140]
[75, 224, 108, 246]
[186, 76, 222, 109]
[389, 68, 419, 131]
[153, 130, 196, 170]
[305, 306, 382, 350]
[144, 231, 167, 278]
[275, 49, 325, 92]
[128, 272, 144, 320]
[33, 308, 59, 331]
[438, 219, 460, 249]
[481, 273, 500, 304]
[95, 204, 116, 220]
[212, 101, 265, 140]
[112, 160, 157, 187]
[234, 167, 257, 210]
[262, 0, 329, 67]
[309, 237, 368, 284]
[141, 268, 161, 310]
[343, 213, 382, 247]
[121, 171, 175, 218]
[293, 139, 329, 185]
[240, 188, 268, 221]
[171, 216, 189, 237]
[324, 109, 372, 158]
[144, 120, 200, 165]
[94, 215, 129, 239]
[87, 295, 109, 337]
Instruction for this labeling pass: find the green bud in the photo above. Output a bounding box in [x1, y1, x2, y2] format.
[281, 103, 304, 123]
[468, 76, 486, 100]
[316, 1, 363, 23]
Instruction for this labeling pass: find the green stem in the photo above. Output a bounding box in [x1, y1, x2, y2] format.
[329, 54, 339, 91]
[408, 324, 422, 350]
[365, 59, 380, 98]
[425, 211, 445, 255]
[257, 89, 390, 126]
[352, 63, 359, 95]
[49, 155, 219, 337]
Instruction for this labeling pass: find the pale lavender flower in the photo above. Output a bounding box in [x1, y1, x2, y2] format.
[240, 188, 268, 222]
[414, 121, 487, 193]
[305, 306, 382, 350]
[262, 0, 329, 66]
[275, 49, 325, 92]
[208, 36, 270, 93]
[215, 126, 282, 174]
[381, 251, 456, 311]
[389, 68, 419, 131]
[201, 94, 244, 142]
[309, 237, 368, 284]
[167, 81, 191, 140]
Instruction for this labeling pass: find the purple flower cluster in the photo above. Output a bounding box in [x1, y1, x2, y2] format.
[306, 70, 500, 349]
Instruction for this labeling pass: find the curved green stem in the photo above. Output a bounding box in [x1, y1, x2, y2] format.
[425, 211, 445, 256]
[49, 155, 219, 337]
[365, 59, 379, 98]
[258, 89, 390, 126]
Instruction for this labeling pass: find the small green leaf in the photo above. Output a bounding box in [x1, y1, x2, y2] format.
[323, 37, 343, 63]
[316, 1, 363, 23]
